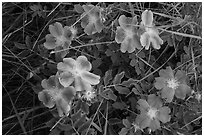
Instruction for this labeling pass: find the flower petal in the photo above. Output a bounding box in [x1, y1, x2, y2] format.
[120, 37, 131, 53]
[136, 114, 151, 129]
[159, 66, 174, 79]
[127, 38, 136, 53]
[137, 99, 150, 113]
[57, 58, 76, 71]
[147, 94, 162, 109]
[61, 86, 76, 102]
[44, 34, 57, 49]
[150, 33, 163, 49]
[141, 10, 153, 27]
[38, 90, 55, 108]
[157, 106, 171, 123]
[175, 84, 191, 100]
[115, 27, 126, 43]
[140, 32, 150, 50]
[84, 22, 96, 35]
[132, 33, 143, 50]
[81, 17, 89, 28]
[76, 56, 92, 71]
[49, 22, 63, 38]
[55, 98, 71, 117]
[161, 86, 175, 103]
[149, 119, 160, 131]
[41, 76, 57, 90]
[175, 70, 188, 84]
[118, 15, 134, 29]
[58, 72, 74, 87]
[95, 19, 103, 33]
[75, 76, 92, 91]
[154, 77, 168, 90]
[81, 71, 100, 85]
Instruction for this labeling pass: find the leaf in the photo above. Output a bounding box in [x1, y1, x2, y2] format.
[46, 118, 57, 128]
[92, 58, 102, 69]
[130, 59, 137, 67]
[114, 86, 130, 95]
[100, 88, 117, 101]
[17, 50, 30, 58]
[105, 49, 112, 56]
[26, 72, 34, 80]
[103, 70, 112, 86]
[122, 119, 131, 128]
[78, 119, 91, 133]
[14, 42, 27, 49]
[118, 128, 129, 135]
[108, 118, 122, 125]
[49, 128, 61, 135]
[71, 110, 82, 122]
[25, 35, 32, 49]
[74, 4, 84, 13]
[121, 78, 135, 87]
[113, 71, 125, 84]
[132, 88, 140, 95]
[81, 101, 89, 114]
[58, 123, 72, 131]
[74, 114, 86, 128]
[112, 102, 127, 110]
[81, 128, 96, 135]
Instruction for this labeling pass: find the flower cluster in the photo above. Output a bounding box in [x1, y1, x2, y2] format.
[38, 75, 76, 117]
[37, 6, 193, 133]
[75, 4, 104, 35]
[44, 22, 77, 57]
[136, 94, 171, 131]
[154, 66, 191, 102]
[115, 10, 163, 53]
[57, 55, 100, 91]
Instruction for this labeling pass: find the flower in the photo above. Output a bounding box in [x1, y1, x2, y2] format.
[75, 4, 104, 35]
[82, 88, 96, 101]
[154, 66, 192, 102]
[139, 10, 163, 50]
[44, 22, 77, 57]
[38, 75, 76, 117]
[115, 15, 142, 53]
[57, 55, 100, 91]
[136, 94, 171, 131]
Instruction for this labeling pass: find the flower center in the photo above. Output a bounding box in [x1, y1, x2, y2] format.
[125, 28, 134, 39]
[167, 78, 179, 89]
[83, 90, 96, 101]
[147, 107, 158, 120]
[89, 15, 97, 24]
[55, 35, 67, 46]
[49, 88, 62, 101]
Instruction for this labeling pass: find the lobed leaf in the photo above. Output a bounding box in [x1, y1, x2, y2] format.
[113, 71, 125, 85]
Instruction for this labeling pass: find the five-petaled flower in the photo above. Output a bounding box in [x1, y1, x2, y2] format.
[38, 75, 76, 117]
[115, 15, 142, 53]
[154, 66, 192, 102]
[136, 94, 171, 131]
[75, 4, 104, 35]
[44, 22, 77, 57]
[57, 55, 100, 91]
[139, 10, 163, 50]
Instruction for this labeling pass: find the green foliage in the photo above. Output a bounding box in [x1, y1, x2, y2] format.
[2, 2, 201, 135]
